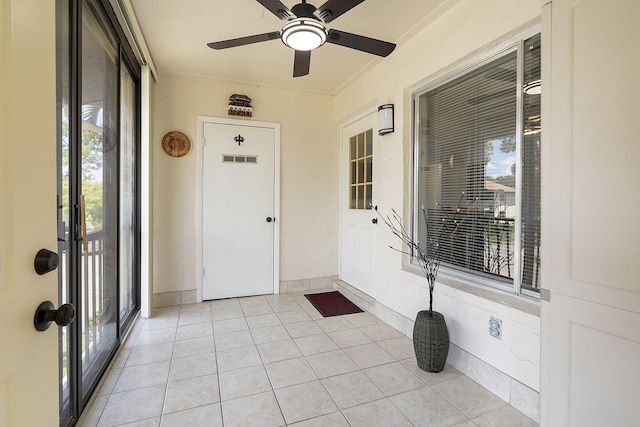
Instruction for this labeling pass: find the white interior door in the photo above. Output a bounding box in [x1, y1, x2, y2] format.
[541, 0, 640, 425]
[0, 0, 59, 424]
[340, 112, 377, 297]
[202, 120, 279, 300]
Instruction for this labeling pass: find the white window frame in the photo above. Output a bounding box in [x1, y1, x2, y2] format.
[411, 27, 541, 299]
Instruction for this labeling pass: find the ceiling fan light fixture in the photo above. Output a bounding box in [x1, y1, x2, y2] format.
[281, 18, 327, 51]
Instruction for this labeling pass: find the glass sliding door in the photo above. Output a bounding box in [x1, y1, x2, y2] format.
[56, 0, 141, 424]
[119, 63, 138, 326]
[79, 2, 119, 401]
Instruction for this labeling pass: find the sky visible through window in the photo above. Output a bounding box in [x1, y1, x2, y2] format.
[486, 139, 516, 179]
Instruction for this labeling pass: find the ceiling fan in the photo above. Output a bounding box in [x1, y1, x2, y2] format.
[207, 0, 396, 77]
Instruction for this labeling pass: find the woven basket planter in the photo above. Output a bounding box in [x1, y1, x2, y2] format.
[413, 310, 449, 373]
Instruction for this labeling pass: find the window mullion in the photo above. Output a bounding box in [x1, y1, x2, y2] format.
[411, 96, 420, 259]
[513, 38, 525, 295]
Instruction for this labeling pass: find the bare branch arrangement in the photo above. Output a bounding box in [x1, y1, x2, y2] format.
[373, 192, 477, 316]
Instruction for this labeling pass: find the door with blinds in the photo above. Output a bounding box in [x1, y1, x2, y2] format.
[340, 112, 377, 297]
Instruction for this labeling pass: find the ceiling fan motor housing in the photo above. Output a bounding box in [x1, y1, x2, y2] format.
[291, 2, 318, 19]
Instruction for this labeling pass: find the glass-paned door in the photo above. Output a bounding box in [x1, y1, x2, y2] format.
[340, 112, 377, 298]
[56, 0, 141, 424]
[79, 2, 119, 401]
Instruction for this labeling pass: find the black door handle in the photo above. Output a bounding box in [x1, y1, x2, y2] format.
[34, 301, 76, 331]
[266, 217, 274, 223]
[372, 218, 378, 224]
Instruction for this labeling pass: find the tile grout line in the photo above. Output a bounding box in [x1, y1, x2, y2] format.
[83, 291, 536, 426]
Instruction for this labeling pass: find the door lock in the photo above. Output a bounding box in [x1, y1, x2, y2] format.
[34, 248, 59, 275]
[34, 301, 76, 332]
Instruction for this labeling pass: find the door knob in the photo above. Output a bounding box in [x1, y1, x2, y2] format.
[34, 248, 59, 275]
[372, 218, 378, 224]
[34, 301, 76, 331]
[266, 217, 274, 223]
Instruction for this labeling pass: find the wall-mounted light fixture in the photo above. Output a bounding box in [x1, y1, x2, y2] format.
[378, 104, 394, 136]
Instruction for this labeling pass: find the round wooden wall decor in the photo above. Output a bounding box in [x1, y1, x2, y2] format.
[162, 131, 191, 158]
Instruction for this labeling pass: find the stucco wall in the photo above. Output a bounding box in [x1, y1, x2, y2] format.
[333, 0, 542, 393]
[152, 73, 339, 294]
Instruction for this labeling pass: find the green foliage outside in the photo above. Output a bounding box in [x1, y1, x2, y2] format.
[61, 118, 105, 231]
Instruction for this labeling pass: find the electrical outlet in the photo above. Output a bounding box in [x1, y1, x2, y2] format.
[489, 317, 502, 340]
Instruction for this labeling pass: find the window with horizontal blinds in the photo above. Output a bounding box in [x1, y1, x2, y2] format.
[521, 33, 541, 292]
[414, 32, 541, 295]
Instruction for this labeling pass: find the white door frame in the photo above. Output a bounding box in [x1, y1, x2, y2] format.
[195, 116, 281, 302]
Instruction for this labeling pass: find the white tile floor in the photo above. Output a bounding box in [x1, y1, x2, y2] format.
[78, 289, 538, 427]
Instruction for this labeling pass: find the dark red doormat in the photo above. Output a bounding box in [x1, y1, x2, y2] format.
[305, 291, 364, 317]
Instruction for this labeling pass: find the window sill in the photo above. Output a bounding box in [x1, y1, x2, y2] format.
[401, 263, 540, 318]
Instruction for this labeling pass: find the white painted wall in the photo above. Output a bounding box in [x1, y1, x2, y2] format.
[152, 73, 338, 294]
[333, 0, 542, 393]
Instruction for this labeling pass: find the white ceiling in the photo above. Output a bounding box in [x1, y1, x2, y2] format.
[129, 0, 450, 95]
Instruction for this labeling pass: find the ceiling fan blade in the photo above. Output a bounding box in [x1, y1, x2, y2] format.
[327, 29, 395, 57]
[315, 0, 365, 23]
[256, 0, 296, 20]
[207, 32, 281, 50]
[293, 50, 311, 77]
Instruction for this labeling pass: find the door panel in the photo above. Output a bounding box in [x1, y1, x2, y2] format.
[56, 1, 141, 423]
[340, 113, 377, 297]
[541, 0, 640, 425]
[203, 121, 278, 300]
[119, 63, 138, 324]
[78, 2, 119, 402]
[0, 0, 59, 424]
